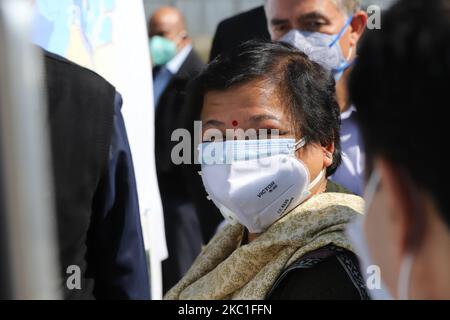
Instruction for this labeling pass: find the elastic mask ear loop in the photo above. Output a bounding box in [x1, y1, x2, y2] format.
[329, 16, 353, 48]
[294, 137, 307, 151]
[334, 48, 356, 73]
[346, 45, 354, 61]
[293, 136, 326, 195]
[397, 253, 414, 300]
[364, 169, 381, 211]
[329, 16, 355, 77]
[308, 169, 326, 191]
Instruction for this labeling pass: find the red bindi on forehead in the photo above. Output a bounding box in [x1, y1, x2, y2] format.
[232, 120, 239, 127]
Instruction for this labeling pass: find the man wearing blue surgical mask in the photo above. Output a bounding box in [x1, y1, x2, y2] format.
[265, 0, 368, 195]
[148, 7, 205, 294]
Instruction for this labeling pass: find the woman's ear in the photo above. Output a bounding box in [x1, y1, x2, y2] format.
[322, 143, 335, 169]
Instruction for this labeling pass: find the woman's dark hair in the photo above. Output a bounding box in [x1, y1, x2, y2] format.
[188, 40, 342, 176]
[349, 0, 450, 228]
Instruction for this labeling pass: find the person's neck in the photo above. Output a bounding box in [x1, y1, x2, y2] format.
[412, 197, 450, 299]
[247, 232, 260, 243]
[336, 71, 351, 113]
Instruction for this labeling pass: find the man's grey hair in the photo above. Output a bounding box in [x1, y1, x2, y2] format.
[332, 0, 362, 16]
[265, 0, 362, 16]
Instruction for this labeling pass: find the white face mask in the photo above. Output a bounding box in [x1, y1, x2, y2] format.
[198, 138, 325, 234]
[346, 170, 415, 300]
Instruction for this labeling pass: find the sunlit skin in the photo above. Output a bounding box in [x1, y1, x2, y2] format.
[365, 159, 450, 299]
[148, 6, 190, 52]
[265, 0, 367, 112]
[201, 80, 334, 242]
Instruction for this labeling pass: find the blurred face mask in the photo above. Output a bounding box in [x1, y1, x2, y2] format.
[149, 35, 177, 66]
[280, 16, 354, 81]
[198, 138, 326, 234]
[346, 169, 416, 300]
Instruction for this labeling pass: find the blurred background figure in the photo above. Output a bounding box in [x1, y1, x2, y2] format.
[43, 50, 150, 299]
[148, 6, 204, 294]
[349, 0, 450, 300]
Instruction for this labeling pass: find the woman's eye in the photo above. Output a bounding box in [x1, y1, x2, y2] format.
[255, 130, 289, 139]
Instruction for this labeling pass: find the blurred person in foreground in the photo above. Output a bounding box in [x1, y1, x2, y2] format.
[348, 0, 450, 300]
[165, 41, 369, 300]
[148, 6, 204, 293]
[266, 0, 368, 195]
[44, 50, 149, 299]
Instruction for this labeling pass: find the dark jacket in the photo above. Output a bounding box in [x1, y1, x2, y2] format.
[45, 51, 149, 299]
[209, 6, 270, 62]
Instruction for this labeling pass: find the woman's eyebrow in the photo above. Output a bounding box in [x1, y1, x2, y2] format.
[248, 114, 281, 123]
[204, 119, 225, 126]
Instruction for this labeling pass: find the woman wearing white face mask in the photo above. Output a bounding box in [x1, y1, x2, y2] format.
[165, 41, 369, 300]
[348, 0, 450, 300]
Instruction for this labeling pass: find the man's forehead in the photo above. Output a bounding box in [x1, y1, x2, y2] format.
[266, 0, 342, 19]
[150, 17, 180, 35]
[152, 14, 178, 27]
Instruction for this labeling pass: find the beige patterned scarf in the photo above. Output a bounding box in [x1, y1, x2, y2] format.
[165, 192, 364, 300]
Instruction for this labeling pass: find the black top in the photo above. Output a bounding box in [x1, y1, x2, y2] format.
[267, 245, 369, 300]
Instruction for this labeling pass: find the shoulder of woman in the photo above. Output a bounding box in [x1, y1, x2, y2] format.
[303, 192, 365, 215]
[267, 246, 370, 300]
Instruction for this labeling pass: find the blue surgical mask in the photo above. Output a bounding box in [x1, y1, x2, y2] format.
[280, 17, 354, 81]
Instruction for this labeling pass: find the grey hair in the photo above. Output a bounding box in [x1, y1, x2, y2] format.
[333, 0, 362, 16]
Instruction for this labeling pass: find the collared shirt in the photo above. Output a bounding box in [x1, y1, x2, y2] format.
[331, 106, 365, 196]
[166, 44, 192, 74]
[153, 45, 192, 108]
